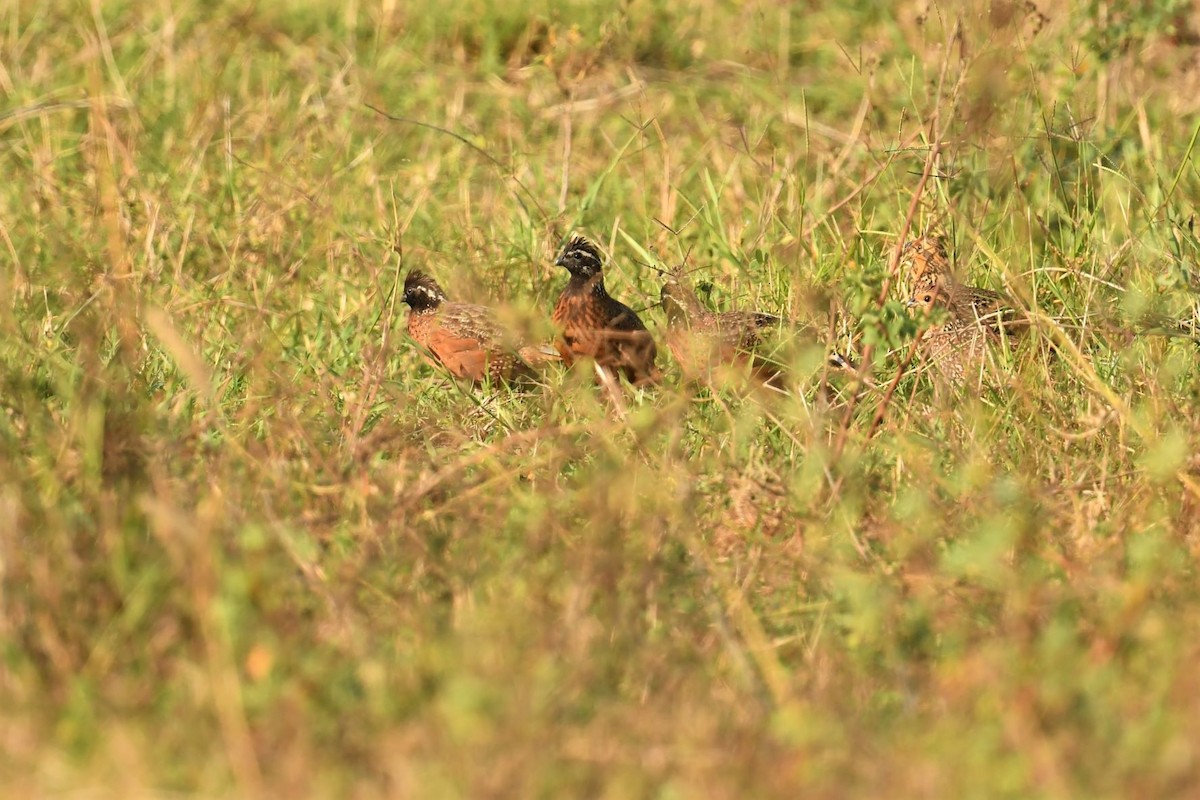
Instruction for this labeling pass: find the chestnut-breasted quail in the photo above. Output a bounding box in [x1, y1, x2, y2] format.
[403, 270, 555, 383]
[551, 236, 660, 386]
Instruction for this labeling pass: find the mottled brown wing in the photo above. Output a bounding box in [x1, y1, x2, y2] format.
[714, 310, 782, 351]
[411, 302, 535, 382]
[437, 302, 518, 349]
[921, 319, 1001, 385]
[954, 286, 1027, 337]
[913, 273, 1025, 336]
[721, 310, 789, 385]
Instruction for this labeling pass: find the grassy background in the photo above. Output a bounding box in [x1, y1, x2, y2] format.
[4, 0, 1200, 796]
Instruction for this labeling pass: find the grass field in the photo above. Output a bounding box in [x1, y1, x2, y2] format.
[5, 0, 1200, 796]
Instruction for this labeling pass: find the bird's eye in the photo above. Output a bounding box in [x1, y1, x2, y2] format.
[922, 294, 932, 303]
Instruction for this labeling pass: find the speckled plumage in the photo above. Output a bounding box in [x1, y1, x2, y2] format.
[660, 271, 786, 385]
[402, 270, 554, 384]
[901, 236, 1026, 384]
[898, 235, 952, 295]
[661, 270, 857, 385]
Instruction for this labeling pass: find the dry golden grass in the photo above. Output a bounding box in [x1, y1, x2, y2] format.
[4, 1, 1200, 797]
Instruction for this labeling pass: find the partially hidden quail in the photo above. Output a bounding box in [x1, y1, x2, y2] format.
[402, 270, 557, 384]
[660, 268, 789, 386]
[661, 268, 856, 387]
[551, 236, 660, 386]
[900, 235, 1027, 384]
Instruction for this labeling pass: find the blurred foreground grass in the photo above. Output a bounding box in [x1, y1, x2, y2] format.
[4, 0, 1200, 796]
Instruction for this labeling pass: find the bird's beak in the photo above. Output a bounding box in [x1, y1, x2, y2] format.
[554, 254, 567, 268]
[906, 298, 917, 308]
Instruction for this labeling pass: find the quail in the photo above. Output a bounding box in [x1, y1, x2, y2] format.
[402, 270, 555, 384]
[661, 268, 856, 386]
[901, 236, 1026, 384]
[551, 236, 660, 386]
[660, 269, 788, 385]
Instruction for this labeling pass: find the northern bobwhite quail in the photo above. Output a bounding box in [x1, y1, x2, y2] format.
[661, 269, 856, 387]
[551, 236, 660, 386]
[901, 236, 1027, 384]
[402, 270, 556, 384]
[660, 269, 787, 385]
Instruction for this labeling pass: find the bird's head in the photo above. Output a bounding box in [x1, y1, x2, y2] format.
[907, 273, 950, 314]
[402, 270, 448, 310]
[555, 236, 605, 279]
